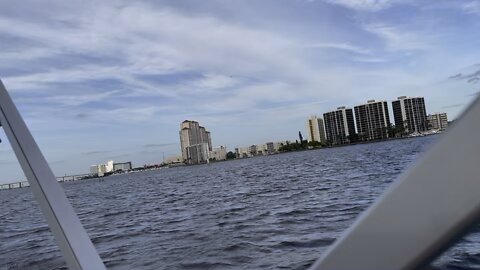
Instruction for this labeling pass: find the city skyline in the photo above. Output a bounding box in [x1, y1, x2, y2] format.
[305, 95, 440, 146]
[0, 92, 461, 184]
[1, 0, 479, 183]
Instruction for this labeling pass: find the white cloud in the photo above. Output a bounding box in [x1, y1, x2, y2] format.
[0, 1, 357, 127]
[45, 90, 121, 106]
[363, 23, 430, 51]
[353, 57, 386, 63]
[0, 3, 309, 95]
[306, 42, 372, 54]
[463, 0, 480, 15]
[322, 0, 397, 11]
[195, 74, 239, 90]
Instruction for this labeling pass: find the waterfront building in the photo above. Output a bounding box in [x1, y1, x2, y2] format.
[236, 147, 244, 158]
[90, 160, 132, 176]
[210, 146, 227, 161]
[265, 142, 275, 154]
[256, 144, 267, 155]
[236, 140, 287, 158]
[323, 107, 356, 145]
[90, 164, 107, 177]
[428, 113, 448, 130]
[113, 162, 132, 172]
[259, 141, 287, 155]
[185, 143, 210, 164]
[255, 143, 276, 155]
[206, 131, 212, 151]
[392, 96, 428, 134]
[105, 160, 114, 173]
[306, 115, 327, 143]
[273, 141, 288, 152]
[249, 145, 258, 156]
[180, 120, 200, 161]
[179, 120, 213, 164]
[236, 146, 250, 158]
[354, 100, 391, 141]
[199, 126, 213, 151]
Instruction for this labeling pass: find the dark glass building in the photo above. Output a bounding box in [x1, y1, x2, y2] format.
[354, 100, 391, 141]
[392, 96, 428, 134]
[323, 107, 356, 145]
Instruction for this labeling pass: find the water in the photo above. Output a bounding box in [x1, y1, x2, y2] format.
[1, 136, 479, 269]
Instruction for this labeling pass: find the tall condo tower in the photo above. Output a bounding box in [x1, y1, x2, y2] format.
[179, 120, 212, 164]
[323, 107, 356, 145]
[354, 100, 391, 141]
[306, 115, 327, 143]
[392, 96, 428, 134]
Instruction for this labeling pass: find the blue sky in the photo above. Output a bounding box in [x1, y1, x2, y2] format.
[1, 0, 479, 183]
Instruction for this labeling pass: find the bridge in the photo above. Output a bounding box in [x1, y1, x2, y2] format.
[0, 173, 94, 190]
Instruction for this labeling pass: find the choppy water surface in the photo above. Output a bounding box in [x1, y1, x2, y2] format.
[1, 136, 479, 269]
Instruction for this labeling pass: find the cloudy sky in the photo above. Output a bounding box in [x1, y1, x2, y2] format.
[0, 0, 479, 183]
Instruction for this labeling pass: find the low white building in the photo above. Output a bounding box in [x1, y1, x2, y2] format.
[210, 146, 227, 161]
[90, 164, 108, 177]
[235, 140, 288, 158]
[236, 145, 255, 158]
[90, 160, 132, 176]
[256, 144, 267, 155]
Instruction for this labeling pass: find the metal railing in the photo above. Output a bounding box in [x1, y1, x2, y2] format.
[0, 80, 106, 270]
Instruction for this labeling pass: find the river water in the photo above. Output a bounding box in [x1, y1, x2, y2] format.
[1, 136, 479, 269]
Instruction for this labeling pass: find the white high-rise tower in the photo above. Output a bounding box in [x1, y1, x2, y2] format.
[306, 115, 326, 143]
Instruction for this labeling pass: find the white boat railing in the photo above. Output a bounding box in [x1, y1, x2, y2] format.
[0, 80, 106, 270]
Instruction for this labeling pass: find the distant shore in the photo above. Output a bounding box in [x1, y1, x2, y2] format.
[0, 133, 441, 189]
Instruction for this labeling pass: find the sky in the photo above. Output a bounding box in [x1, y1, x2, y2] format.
[0, 0, 479, 183]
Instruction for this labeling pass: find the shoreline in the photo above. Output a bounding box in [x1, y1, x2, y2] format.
[0, 134, 440, 189]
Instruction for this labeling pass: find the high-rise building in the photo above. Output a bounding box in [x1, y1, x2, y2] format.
[306, 115, 326, 143]
[186, 143, 210, 164]
[206, 131, 212, 151]
[323, 106, 356, 145]
[392, 96, 428, 134]
[179, 120, 213, 164]
[428, 113, 448, 130]
[354, 100, 391, 141]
